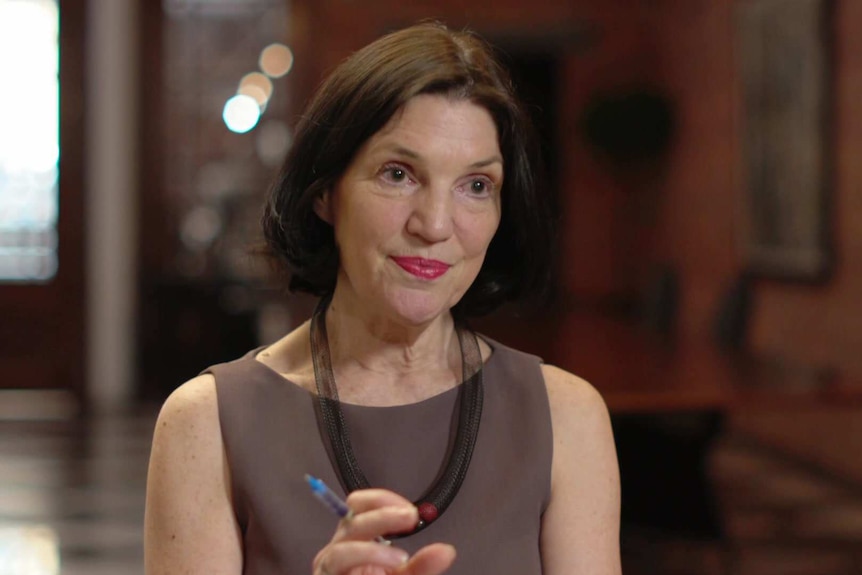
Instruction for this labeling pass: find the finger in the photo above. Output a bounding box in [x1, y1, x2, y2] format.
[400, 543, 457, 575]
[336, 505, 418, 541]
[313, 541, 409, 574]
[345, 489, 415, 514]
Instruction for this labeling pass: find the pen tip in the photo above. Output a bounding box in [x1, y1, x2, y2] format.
[304, 474, 323, 492]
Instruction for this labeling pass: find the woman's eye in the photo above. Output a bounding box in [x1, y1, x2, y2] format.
[382, 166, 408, 183]
[468, 179, 494, 196]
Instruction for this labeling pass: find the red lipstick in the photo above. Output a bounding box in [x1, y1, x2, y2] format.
[391, 256, 451, 280]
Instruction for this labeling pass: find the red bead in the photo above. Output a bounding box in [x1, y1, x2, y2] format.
[418, 502, 438, 523]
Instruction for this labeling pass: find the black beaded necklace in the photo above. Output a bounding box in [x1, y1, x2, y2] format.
[309, 296, 484, 538]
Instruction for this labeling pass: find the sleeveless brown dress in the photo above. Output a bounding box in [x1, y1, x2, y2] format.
[209, 337, 553, 575]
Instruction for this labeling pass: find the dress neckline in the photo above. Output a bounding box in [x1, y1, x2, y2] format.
[247, 335, 499, 410]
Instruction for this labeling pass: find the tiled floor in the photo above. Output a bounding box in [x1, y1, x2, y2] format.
[1, 407, 861, 574]
[0, 409, 154, 575]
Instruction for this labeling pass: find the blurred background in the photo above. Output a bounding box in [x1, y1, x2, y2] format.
[1, 0, 861, 573]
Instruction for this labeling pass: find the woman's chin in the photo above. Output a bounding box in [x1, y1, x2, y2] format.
[386, 291, 456, 327]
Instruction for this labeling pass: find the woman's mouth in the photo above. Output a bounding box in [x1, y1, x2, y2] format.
[391, 256, 451, 280]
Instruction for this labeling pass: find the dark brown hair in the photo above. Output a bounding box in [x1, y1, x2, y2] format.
[262, 22, 554, 317]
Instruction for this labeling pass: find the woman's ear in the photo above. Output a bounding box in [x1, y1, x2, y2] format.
[313, 190, 333, 224]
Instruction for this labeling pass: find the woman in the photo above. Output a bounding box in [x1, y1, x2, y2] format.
[145, 22, 620, 575]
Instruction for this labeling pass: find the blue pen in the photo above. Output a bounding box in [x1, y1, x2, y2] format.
[304, 474, 391, 545]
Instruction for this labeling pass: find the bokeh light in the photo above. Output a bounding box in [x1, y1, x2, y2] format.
[259, 43, 294, 78]
[222, 94, 261, 134]
[237, 83, 269, 109]
[239, 72, 272, 102]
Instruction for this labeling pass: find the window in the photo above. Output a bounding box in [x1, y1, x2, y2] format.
[0, 0, 59, 282]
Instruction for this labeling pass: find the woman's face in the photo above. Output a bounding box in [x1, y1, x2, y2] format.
[317, 94, 503, 327]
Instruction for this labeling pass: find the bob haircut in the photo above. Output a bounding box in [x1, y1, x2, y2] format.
[262, 22, 554, 318]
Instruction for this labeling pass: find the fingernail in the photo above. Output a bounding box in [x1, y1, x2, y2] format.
[386, 549, 409, 566]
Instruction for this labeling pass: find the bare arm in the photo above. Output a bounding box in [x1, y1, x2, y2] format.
[144, 375, 243, 574]
[540, 364, 622, 575]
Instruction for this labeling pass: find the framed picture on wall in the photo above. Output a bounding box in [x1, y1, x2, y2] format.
[736, 0, 833, 281]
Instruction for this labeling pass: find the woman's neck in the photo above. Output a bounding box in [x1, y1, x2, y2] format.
[322, 291, 461, 404]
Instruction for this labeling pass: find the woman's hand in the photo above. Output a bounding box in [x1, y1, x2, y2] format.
[312, 489, 456, 575]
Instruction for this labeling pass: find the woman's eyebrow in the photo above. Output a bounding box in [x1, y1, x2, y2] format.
[382, 145, 421, 160]
[469, 157, 503, 169]
[377, 144, 502, 169]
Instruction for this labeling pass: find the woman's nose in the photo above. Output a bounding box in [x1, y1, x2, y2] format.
[405, 187, 454, 243]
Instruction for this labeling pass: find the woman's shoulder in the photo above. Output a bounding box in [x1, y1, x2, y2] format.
[154, 374, 220, 444]
[540, 363, 614, 460]
[148, 376, 226, 515]
[540, 364, 607, 413]
[537, 364, 621, 573]
[146, 374, 244, 573]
